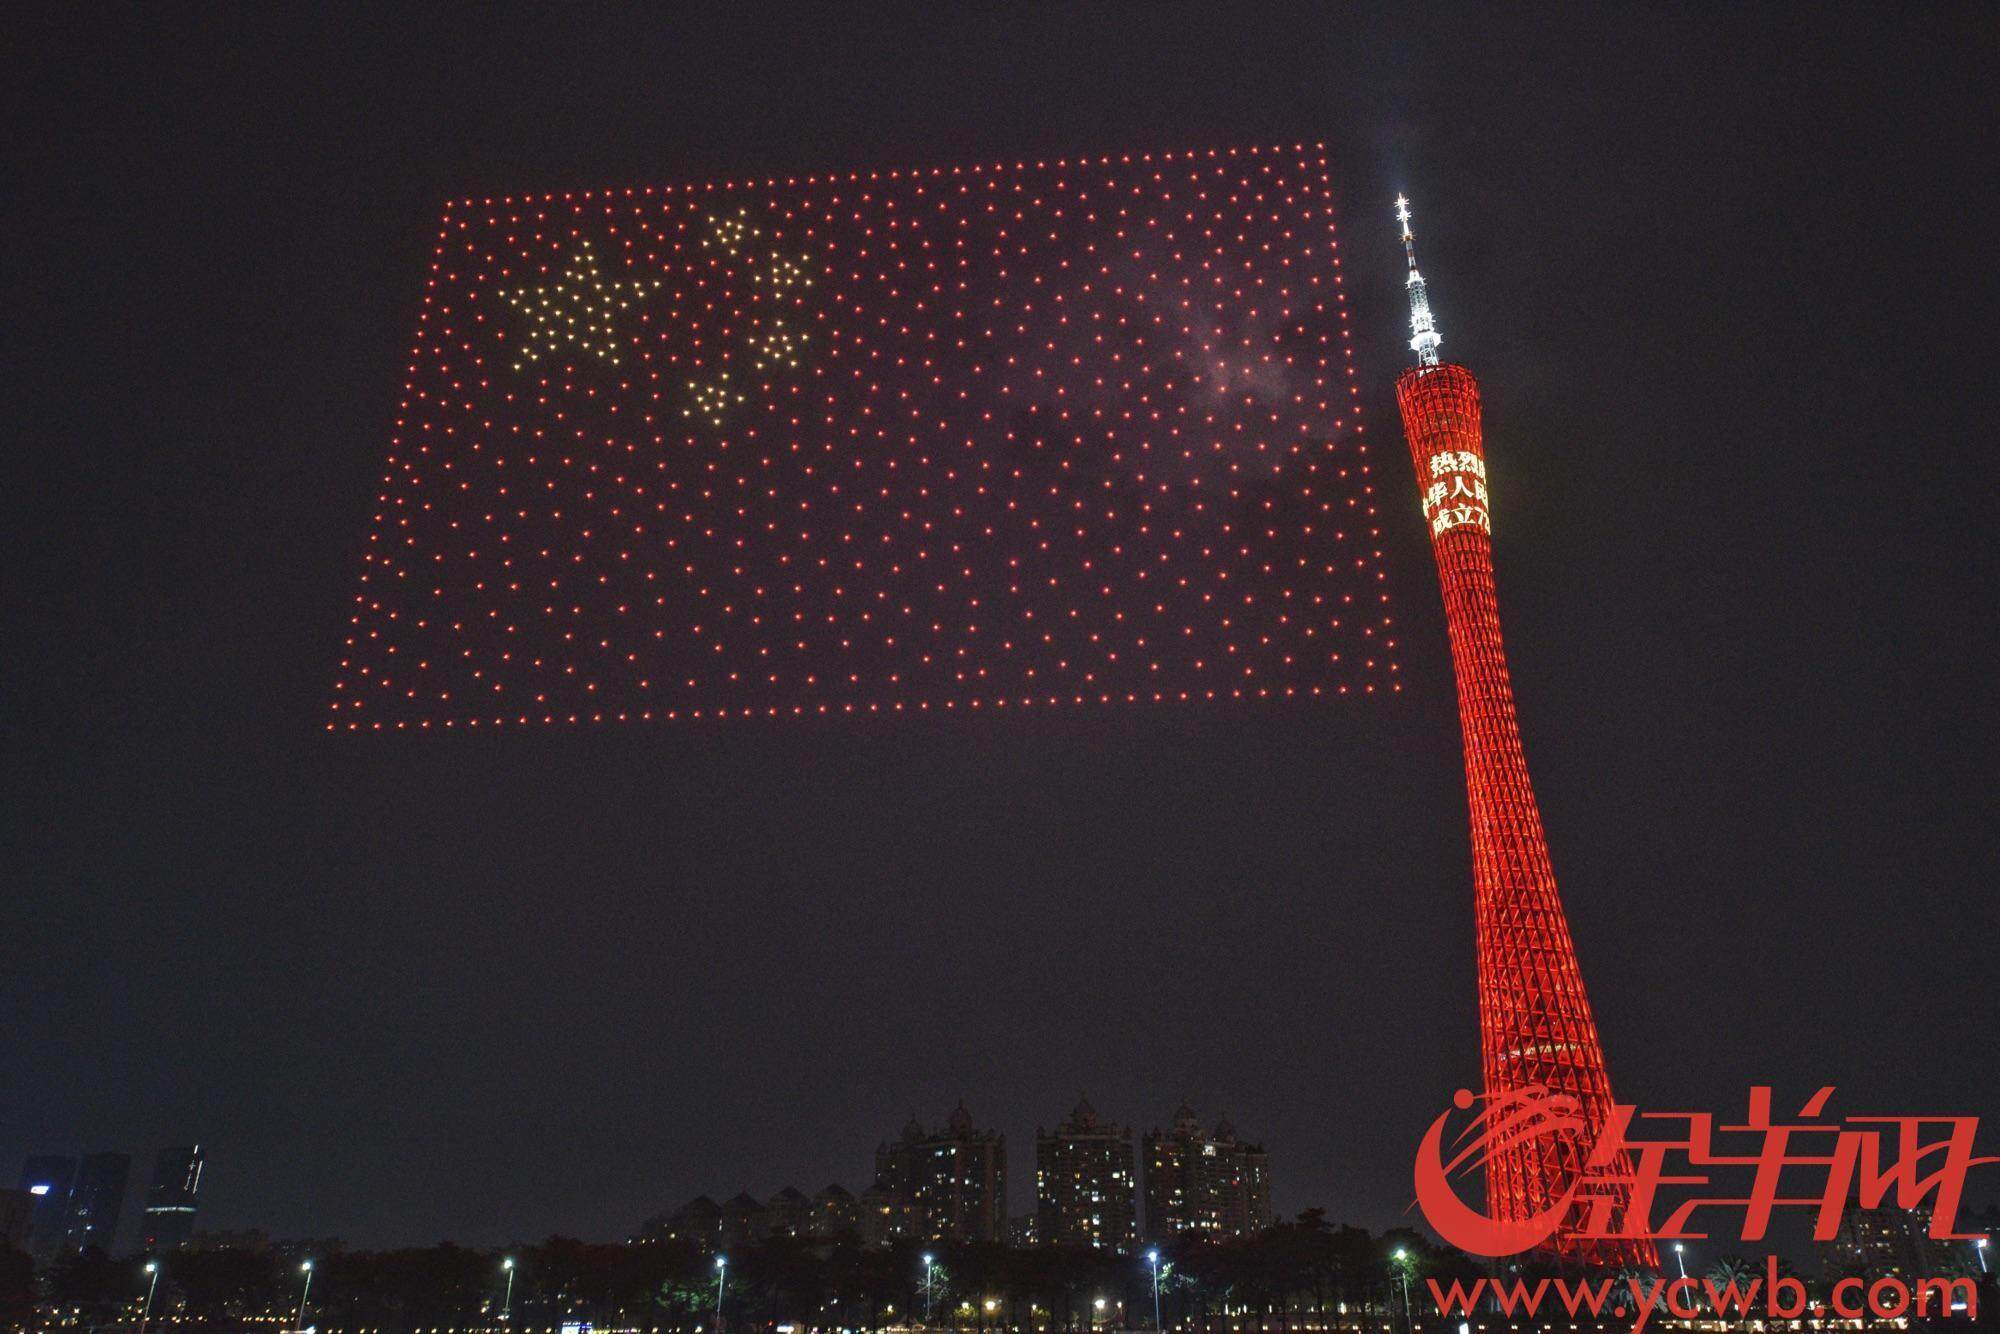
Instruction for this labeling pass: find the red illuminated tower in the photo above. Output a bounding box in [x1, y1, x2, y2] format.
[1392, 197, 1656, 1269]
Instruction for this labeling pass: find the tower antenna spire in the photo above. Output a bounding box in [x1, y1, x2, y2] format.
[1395, 194, 1442, 367]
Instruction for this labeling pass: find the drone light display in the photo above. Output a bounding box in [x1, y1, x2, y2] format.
[329, 144, 1397, 730]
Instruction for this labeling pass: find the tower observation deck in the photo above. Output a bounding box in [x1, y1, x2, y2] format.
[1392, 196, 1656, 1269]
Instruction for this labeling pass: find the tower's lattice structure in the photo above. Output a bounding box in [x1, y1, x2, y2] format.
[1392, 197, 1656, 1269]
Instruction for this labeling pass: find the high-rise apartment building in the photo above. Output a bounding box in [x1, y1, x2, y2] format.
[142, 1145, 205, 1251]
[1832, 1201, 1938, 1281]
[1035, 1097, 1137, 1251]
[16, 1157, 75, 1256]
[1142, 1106, 1273, 1241]
[873, 1103, 1007, 1244]
[870, 1116, 924, 1242]
[62, 1152, 132, 1254]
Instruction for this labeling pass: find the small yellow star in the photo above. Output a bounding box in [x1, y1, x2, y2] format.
[755, 252, 810, 295]
[684, 374, 745, 427]
[704, 209, 756, 255]
[750, 320, 805, 372]
[500, 239, 661, 372]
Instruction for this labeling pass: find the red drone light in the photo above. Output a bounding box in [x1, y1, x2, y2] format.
[329, 144, 1398, 730]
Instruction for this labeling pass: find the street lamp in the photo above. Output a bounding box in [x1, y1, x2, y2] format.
[714, 1255, 728, 1332]
[1672, 1242, 1690, 1295]
[1977, 1237, 1989, 1274]
[296, 1260, 315, 1332]
[1391, 1250, 1412, 1334]
[923, 1253, 937, 1324]
[140, 1262, 160, 1334]
[1093, 1296, 1106, 1332]
[1146, 1250, 1161, 1331]
[501, 1257, 516, 1322]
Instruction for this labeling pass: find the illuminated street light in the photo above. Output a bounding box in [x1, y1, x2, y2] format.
[501, 1257, 516, 1322]
[922, 1254, 937, 1324]
[140, 1262, 161, 1334]
[1977, 1237, 1989, 1274]
[1146, 1250, 1162, 1330]
[1391, 1250, 1412, 1334]
[1673, 1242, 1690, 1293]
[714, 1255, 728, 1331]
[296, 1260, 314, 1332]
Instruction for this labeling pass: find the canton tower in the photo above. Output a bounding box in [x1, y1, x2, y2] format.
[1393, 197, 1656, 1269]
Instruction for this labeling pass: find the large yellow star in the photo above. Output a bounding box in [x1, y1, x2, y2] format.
[500, 239, 660, 372]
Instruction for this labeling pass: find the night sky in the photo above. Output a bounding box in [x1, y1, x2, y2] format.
[5, 4, 1995, 1250]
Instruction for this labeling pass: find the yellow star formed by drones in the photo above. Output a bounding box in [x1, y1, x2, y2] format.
[500, 239, 661, 372]
[683, 211, 815, 425]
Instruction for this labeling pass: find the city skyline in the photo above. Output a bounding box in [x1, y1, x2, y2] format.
[8, 1100, 1284, 1257]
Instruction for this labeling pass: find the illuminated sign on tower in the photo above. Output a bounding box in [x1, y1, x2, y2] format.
[1392, 196, 1655, 1269]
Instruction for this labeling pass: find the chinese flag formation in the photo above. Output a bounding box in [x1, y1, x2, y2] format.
[330, 145, 1398, 730]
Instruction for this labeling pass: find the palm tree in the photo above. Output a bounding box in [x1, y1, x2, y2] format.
[1704, 1256, 1760, 1330]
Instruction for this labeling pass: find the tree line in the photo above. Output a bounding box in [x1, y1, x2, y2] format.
[3, 1212, 1462, 1332]
[12, 1211, 1992, 1333]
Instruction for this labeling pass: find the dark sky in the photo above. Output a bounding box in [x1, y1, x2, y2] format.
[5, 4, 1996, 1251]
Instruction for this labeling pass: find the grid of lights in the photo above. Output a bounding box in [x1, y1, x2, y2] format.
[330, 144, 1397, 730]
